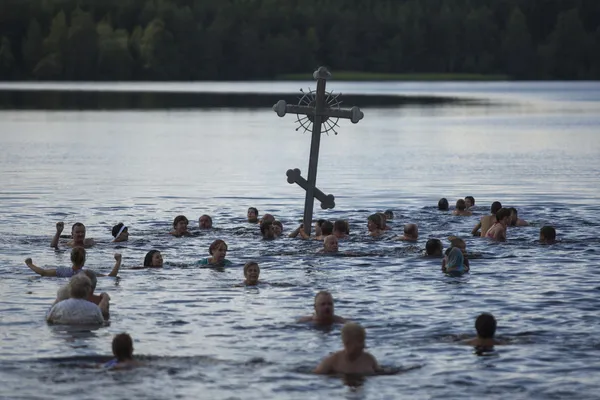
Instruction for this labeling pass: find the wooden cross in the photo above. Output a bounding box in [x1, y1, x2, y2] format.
[273, 66, 364, 236]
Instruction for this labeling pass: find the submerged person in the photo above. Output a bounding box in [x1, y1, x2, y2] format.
[111, 223, 129, 243]
[453, 199, 472, 216]
[508, 207, 528, 227]
[103, 333, 141, 370]
[54, 270, 110, 320]
[465, 196, 476, 210]
[46, 274, 105, 325]
[143, 250, 164, 268]
[314, 322, 381, 375]
[539, 226, 556, 244]
[273, 220, 284, 237]
[367, 214, 384, 237]
[377, 212, 391, 231]
[438, 198, 449, 211]
[298, 291, 347, 326]
[170, 215, 191, 237]
[261, 213, 275, 224]
[319, 235, 339, 254]
[472, 201, 502, 237]
[197, 239, 232, 266]
[442, 247, 468, 274]
[333, 220, 349, 239]
[247, 207, 259, 223]
[243, 261, 260, 286]
[463, 313, 503, 348]
[384, 210, 394, 220]
[25, 247, 121, 277]
[199, 214, 213, 229]
[485, 208, 511, 241]
[396, 224, 418, 241]
[51, 222, 96, 249]
[425, 239, 443, 256]
[260, 221, 276, 240]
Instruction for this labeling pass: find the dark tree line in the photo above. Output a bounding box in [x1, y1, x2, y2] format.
[0, 0, 598, 81]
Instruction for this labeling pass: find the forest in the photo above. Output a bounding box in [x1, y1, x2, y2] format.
[0, 0, 598, 81]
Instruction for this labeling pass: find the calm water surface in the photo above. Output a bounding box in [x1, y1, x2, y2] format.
[1, 82, 600, 400]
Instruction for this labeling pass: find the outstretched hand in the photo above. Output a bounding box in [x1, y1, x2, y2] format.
[56, 222, 64, 233]
[25, 258, 33, 266]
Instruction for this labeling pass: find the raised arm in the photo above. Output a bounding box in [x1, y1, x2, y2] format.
[51, 222, 64, 248]
[25, 258, 57, 277]
[107, 253, 121, 277]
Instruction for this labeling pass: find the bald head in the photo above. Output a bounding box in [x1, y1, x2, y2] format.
[404, 223, 418, 239]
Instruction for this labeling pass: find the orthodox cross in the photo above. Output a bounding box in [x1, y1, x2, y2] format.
[273, 66, 364, 236]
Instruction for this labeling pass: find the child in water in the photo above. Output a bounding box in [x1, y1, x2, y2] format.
[463, 313, 503, 348]
[314, 322, 380, 375]
[103, 333, 140, 369]
[197, 239, 232, 266]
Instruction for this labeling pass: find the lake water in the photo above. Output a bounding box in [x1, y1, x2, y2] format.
[1, 81, 600, 400]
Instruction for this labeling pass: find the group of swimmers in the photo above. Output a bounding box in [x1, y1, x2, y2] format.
[23, 197, 541, 373]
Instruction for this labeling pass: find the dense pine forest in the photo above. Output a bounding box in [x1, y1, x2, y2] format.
[0, 0, 598, 81]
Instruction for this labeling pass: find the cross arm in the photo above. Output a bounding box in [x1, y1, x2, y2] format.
[273, 100, 364, 124]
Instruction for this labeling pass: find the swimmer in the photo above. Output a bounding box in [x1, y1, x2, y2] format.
[260, 221, 276, 240]
[273, 220, 283, 237]
[396, 224, 418, 241]
[367, 214, 384, 237]
[377, 212, 391, 230]
[314, 322, 381, 375]
[319, 235, 339, 253]
[261, 213, 275, 224]
[82, 270, 110, 319]
[25, 247, 121, 277]
[441, 247, 468, 274]
[320, 221, 334, 240]
[453, 199, 472, 216]
[243, 261, 260, 285]
[539, 226, 556, 244]
[143, 250, 163, 268]
[199, 214, 213, 229]
[103, 333, 141, 370]
[465, 196, 475, 209]
[289, 219, 325, 240]
[111, 223, 129, 243]
[197, 239, 232, 266]
[485, 208, 511, 241]
[448, 237, 470, 269]
[51, 222, 96, 249]
[333, 220, 349, 239]
[384, 210, 394, 220]
[298, 291, 347, 325]
[438, 198, 449, 211]
[425, 238, 443, 256]
[170, 215, 191, 237]
[472, 201, 502, 237]
[247, 207, 259, 223]
[508, 207, 529, 227]
[46, 274, 105, 325]
[463, 313, 503, 348]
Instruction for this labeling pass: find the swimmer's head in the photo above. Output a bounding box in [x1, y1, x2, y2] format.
[404, 223, 418, 239]
[367, 214, 384, 231]
[425, 238, 443, 256]
[540, 226, 556, 244]
[333, 220, 348, 237]
[341, 322, 366, 360]
[112, 333, 134, 362]
[199, 214, 213, 229]
[247, 207, 259, 223]
[81, 270, 98, 293]
[449, 237, 467, 251]
[314, 291, 334, 319]
[465, 196, 475, 208]
[507, 207, 518, 226]
[111, 223, 129, 242]
[456, 199, 467, 211]
[71, 222, 86, 243]
[495, 208, 511, 225]
[438, 198, 449, 211]
[272, 220, 283, 236]
[475, 313, 497, 339]
[384, 209, 394, 220]
[323, 235, 339, 253]
[209, 239, 228, 261]
[377, 212, 388, 228]
[261, 213, 275, 224]
[56, 284, 70, 302]
[314, 219, 326, 237]
[71, 246, 86, 268]
[320, 221, 334, 236]
[69, 274, 93, 299]
[491, 201, 502, 214]
[144, 250, 163, 267]
[172, 215, 189, 232]
[260, 221, 275, 240]
[243, 261, 260, 285]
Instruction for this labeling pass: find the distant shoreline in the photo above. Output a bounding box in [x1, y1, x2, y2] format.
[276, 72, 511, 81]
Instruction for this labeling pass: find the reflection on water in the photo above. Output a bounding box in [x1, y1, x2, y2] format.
[1, 84, 600, 399]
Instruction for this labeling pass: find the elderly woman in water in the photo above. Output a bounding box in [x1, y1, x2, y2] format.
[46, 274, 105, 325]
[197, 239, 232, 267]
[243, 261, 260, 285]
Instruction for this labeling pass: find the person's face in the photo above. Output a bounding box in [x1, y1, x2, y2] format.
[314, 222, 322, 237]
[324, 238, 338, 253]
[465, 198, 473, 208]
[176, 220, 188, 233]
[314, 293, 334, 318]
[72, 226, 86, 242]
[212, 245, 227, 261]
[245, 264, 260, 284]
[343, 337, 365, 360]
[152, 252, 163, 267]
[116, 228, 129, 242]
[199, 216, 212, 229]
[247, 209, 257, 222]
[367, 220, 377, 232]
[273, 224, 282, 236]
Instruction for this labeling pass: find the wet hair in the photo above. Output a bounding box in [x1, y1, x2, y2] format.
[111, 223, 126, 238]
[367, 214, 384, 230]
[384, 209, 394, 219]
[243, 261, 259, 276]
[144, 250, 161, 267]
[495, 208, 511, 222]
[456, 199, 467, 211]
[450, 237, 466, 249]
[69, 274, 92, 299]
[438, 198, 449, 211]
[172, 215, 188, 228]
[273, 220, 283, 230]
[70, 247, 86, 267]
[341, 322, 366, 343]
[425, 239, 443, 256]
[260, 221, 273, 236]
[333, 220, 347, 233]
[71, 222, 85, 233]
[475, 313, 497, 339]
[199, 214, 212, 224]
[262, 214, 275, 224]
[209, 239, 227, 255]
[82, 270, 98, 291]
[491, 201, 502, 214]
[540, 226, 556, 242]
[508, 207, 517, 215]
[320, 221, 334, 236]
[112, 333, 134, 361]
[247, 207, 258, 215]
[404, 224, 418, 236]
[314, 290, 332, 307]
[316, 219, 326, 227]
[465, 196, 475, 206]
